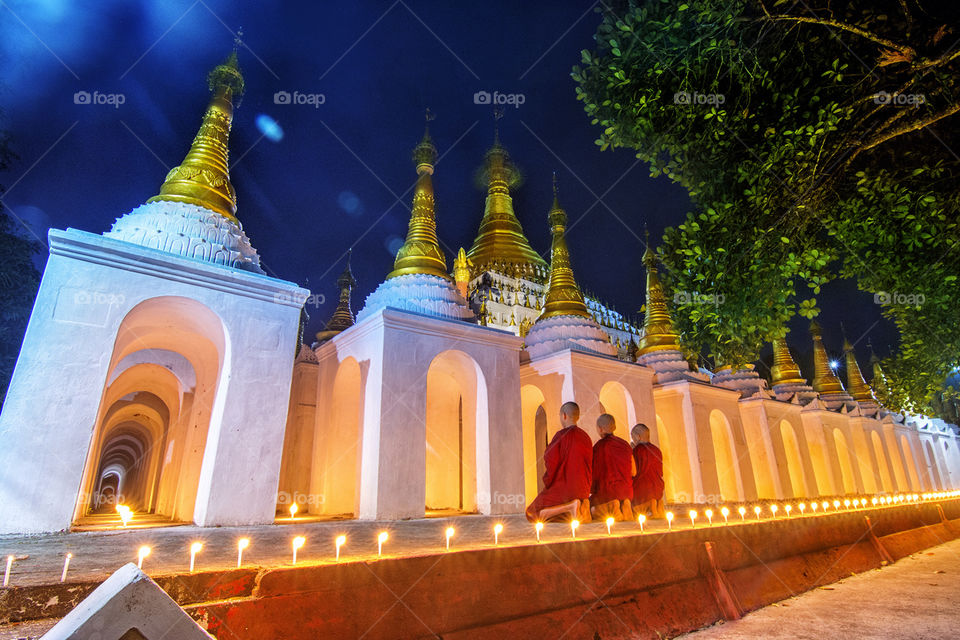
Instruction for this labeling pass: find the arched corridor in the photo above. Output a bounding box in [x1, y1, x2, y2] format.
[779, 421, 808, 498]
[833, 429, 857, 494]
[709, 410, 742, 502]
[520, 384, 548, 504]
[425, 350, 489, 514]
[871, 431, 895, 493]
[314, 357, 364, 516]
[598, 381, 636, 440]
[74, 297, 227, 526]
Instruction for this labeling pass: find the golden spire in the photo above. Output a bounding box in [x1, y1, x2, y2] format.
[147, 45, 245, 222]
[638, 232, 682, 355]
[387, 111, 450, 280]
[465, 119, 548, 281]
[453, 247, 472, 297]
[770, 334, 807, 386]
[809, 320, 846, 394]
[540, 175, 590, 320]
[843, 336, 875, 402]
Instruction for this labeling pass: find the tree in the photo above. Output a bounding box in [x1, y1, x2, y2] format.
[0, 126, 42, 406]
[573, 0, 960, 412]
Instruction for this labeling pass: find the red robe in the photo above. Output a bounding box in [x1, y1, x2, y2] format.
[525, 425, 593, 521]
[591, 434, 634, 504]
[632, 442, 664, 503]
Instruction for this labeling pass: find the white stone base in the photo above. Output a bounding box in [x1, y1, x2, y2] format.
[524, 314, 617, 359]
[358, 273, 474, 322]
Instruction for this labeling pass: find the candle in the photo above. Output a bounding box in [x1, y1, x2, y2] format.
[378, 532, 388, 557]
[116, 505, 132, 527]
[843, 499, 851, 509]
[494, 523, 503, 545]
[688, 510, 697, 528]
[799, 503, 806, 515]
[3, 555, 12, 587]
[289, 504, 298, 519]
[833, 500, 840, 511]
[445, 527, 454, 551]
[237, 538, 249, 568]
[784, 504, 792, 517]
[535, 522, 544, 542]
[754, 506, 762, 521]
[666, 512, 674, 531]
[811, 502, 818, 513]
[138, 546, 150, 570]
[770, 504, 779, 518]
[822, 501, 829, 511]
[61, 553, 72, 582]
[605, 517, 615, 535]
[336, 535, 346, 561]
[189, 542, 202, 573]
[871, 497, 878, 507]
[638, 514, 646, 532]
[738, 506, 746, 521]
[721, 507, 729, 524]
[571, 519, 580, 539]
[292, 536, 305, 565]
[705, 509, 713, 525]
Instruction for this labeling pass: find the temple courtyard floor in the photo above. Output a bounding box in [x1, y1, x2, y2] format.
[680, 537, 960, 639]
[1, 499, 958, 638]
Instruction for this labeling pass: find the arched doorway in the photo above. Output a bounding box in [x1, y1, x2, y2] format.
[598, 381, 636, 440]
[521, 384, 547, 503]
[315, 357, 363, 516]
[779, 421, 808, 498]
[75, 297, 226, 525]
[833, 429, 857, 494]
[655, 415, 677, 502]
[925, 441, 944, 490]
[900, 435, 922, 490]
[425, 350, 489, 514]
[870, 431, 895, 492]
[709, 410, 741, 501]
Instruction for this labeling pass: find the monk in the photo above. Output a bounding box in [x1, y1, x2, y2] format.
[525, 401, 593, 523]
[590, 414, 635, 521]
[631, 423, 666, 519]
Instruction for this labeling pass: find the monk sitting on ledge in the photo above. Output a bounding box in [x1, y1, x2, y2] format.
[590, 413, 635, 521]
[525, 401, 593, 523]
[631, 423, 666, 519]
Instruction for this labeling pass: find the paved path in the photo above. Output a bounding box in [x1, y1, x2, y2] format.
[680, 537, 960, 639]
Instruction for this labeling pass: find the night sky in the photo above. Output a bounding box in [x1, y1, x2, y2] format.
[0, 0, 896, 369]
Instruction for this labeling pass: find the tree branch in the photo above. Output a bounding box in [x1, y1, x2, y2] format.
[860, 102, 960, 152]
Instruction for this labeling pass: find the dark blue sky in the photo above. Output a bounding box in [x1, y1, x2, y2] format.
[0, 0, 894, 366]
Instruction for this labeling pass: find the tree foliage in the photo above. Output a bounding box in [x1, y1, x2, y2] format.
[0, 127, 41, 406]
[574, 0, 960, 413]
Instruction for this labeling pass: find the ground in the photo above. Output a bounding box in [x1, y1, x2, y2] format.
[682, 537, 960, 639]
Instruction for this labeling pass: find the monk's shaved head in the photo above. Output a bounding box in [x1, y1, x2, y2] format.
[560, 401, 580, 426]
[597, 413, 616, 435]
[632, 423, 650, 443]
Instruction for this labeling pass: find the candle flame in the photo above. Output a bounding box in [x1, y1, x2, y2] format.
[238, 538, 250, 550]
[293, 536, 305, 550]
[190, 542, 203, 554]
[378, 532, 389, 544]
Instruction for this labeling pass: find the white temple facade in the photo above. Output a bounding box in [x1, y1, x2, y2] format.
[0, 56, 957, 534]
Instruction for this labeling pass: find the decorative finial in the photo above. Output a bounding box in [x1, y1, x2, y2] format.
[540, 178, 589, 320]
[147, 43, 245, 222]
[233, 27, 244, 54]
[387, 121, 448, 280]
[493, 106, 504, 145]
[638, 234, 681, 355]
[810, 320, 846, 394]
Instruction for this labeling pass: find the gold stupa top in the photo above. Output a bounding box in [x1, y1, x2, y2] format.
[770, 334, 807, 386]
[465, 132, 548, 282]
[810, 321, 846, 394]
[540, 176, 590, 320]
[387, 115, 450, 280]
[843, 337, 875, 402]
[147, 49, 245, 222]
[324, 250, 357, 333]
[638, 235, 682, 355]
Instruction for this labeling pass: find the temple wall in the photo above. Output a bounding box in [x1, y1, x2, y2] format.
[0, 229, 307, 533]
[276, 357, 318, 514]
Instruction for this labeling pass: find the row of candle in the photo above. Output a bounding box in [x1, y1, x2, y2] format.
[5, 490, 956, 587]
